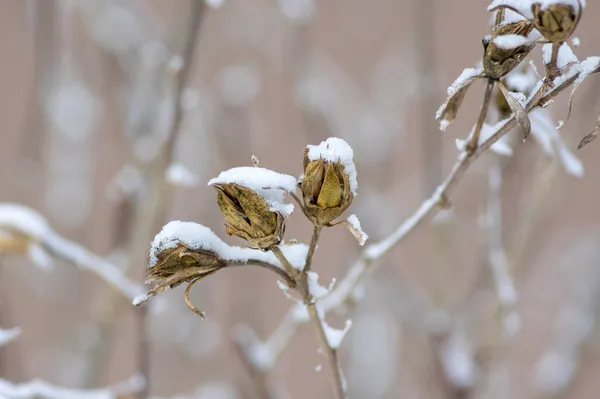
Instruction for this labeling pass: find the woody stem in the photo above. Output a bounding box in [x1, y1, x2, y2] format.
[303, 225, 322, 273]
[467, 79, 494, 153]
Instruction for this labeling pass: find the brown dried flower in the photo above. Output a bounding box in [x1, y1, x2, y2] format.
[213, 183, 285, 249]
[137, 242, 226, 319]
[301, 148, 353, 226]
[483, 20, 535, 79]
[531, 1, 582, 42]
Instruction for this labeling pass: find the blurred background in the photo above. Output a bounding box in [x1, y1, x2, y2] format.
[1, 0, 600, 398]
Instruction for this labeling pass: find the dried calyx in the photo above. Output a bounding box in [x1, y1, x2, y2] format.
[301, 148, 354, 226]
[483, 20, 535, 79]
[213, 183, 285, 249]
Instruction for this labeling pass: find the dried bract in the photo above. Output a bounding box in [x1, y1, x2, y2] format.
[531, 1, 582, 42]
[213, 183, 285, 249]
[483, 20, 535, 79]
[301, 148, 353, 226]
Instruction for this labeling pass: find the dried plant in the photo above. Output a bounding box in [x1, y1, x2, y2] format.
[4, 0, 600, 398]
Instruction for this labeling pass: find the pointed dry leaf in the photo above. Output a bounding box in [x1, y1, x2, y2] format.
[498, 81, 531, 141]
[436, 67, 484, 131]
[578, 114, 600, 150]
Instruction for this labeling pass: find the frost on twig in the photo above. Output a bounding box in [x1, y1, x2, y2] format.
[337, 215, 368, 246]
[0, 374, 145, 399]
[316, 305, 352, 350]
[0, 327, 21, 347]
[0, 203, 143, 300]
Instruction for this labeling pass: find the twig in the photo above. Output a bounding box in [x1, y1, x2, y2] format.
[89, 1, 206, 396]
[0, 203, 143, 300]
[228, 259, 296, 288]
[486, 161, 519, 336]
[249, 66, 588, 369]
[303, 225, 322, 273]
[467, 79, 494, 153]
[0, 374, 145, 399]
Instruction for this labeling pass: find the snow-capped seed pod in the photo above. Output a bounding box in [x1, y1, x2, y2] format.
[301, 146, 354, 226]
[531, 1, 582, 42]
[213, 183, 285, 249]
[483, 20, 535, 79]
[146, 243, 225, 285]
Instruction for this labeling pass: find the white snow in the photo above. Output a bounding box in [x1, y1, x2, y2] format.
[457, 120, 513, 156]
[205, 0, 224, 8]
[573, 56, 600, 87]
[488, 0, 534, 19]
[306, 272, 330, 299]
[529, 109, 584, 177]
[208, 167, 297, 216]
[542, 43, 578, 69]
[0, 327, 21, 347]
[506, 90, 527, 108]
[315, 305, 352, 350]
[493, 34, 529, 49]
[166, 163, 198, 187]
[306, 137, 358, 196]
[441, 334, 476, 389]
[0, 204, 51, 241]
[0, 204, 143, 300]
[0, 374, 145, 399]
[148, 221, 308, 269]
[26, 243, 54, 271]
[571, 37, 581, 47]
[345, 214, 369, 245]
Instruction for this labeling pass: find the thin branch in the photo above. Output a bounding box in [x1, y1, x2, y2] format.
[251, 65, 588, 368]
[228, 259, 296, 288]
[0, 374, 145, 399]
[306, 304, 347, 399]
[270, 246, 300, 281]
[486, 161, 519, 337]
[467, 79, 494, 153]
[303, 225, 322, 273]
[0, 203, 144, 300]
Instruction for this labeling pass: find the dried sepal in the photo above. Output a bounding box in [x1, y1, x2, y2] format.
[498, 80, 531, 141]
[578, 113, 600, 150]
[301, 149, 353, 226]
[436, 67, 484, 131]
[213, 183, 285, 249]
[483, 20, 535, 79]
[135, 243, 225, 319]
[531, 1, 582, 42]
[0, 230, 29, 255]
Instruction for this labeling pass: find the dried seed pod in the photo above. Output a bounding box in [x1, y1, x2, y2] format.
[213, 183, 285, 249]
[483, 20, 535, 79]
[301, 148, 353, 226]
[531, 1, 582, 42]
[139, 243, 226, 319]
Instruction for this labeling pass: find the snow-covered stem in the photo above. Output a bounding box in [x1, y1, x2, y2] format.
[253, 62, 589, 369]
[303, 225, 322, 273]
[0, 374, 144, 399]
[306, 303, 348, 399]
[467, 79, 495, 153]
[270, 246, 300, 283]
[486, 161, 519, 336]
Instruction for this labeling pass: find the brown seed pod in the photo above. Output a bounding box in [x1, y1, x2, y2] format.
[213, 183, 285, 249]
[483, 20, 535, 79]
[301, 148, 353, 226]
[531, 1, 582, 42]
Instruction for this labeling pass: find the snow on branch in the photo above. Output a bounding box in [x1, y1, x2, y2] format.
[0, 203, 143, 300]
[0, 327, 21, 347]
[148, 221, 307, 270]
[0, 374, 145, 399]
